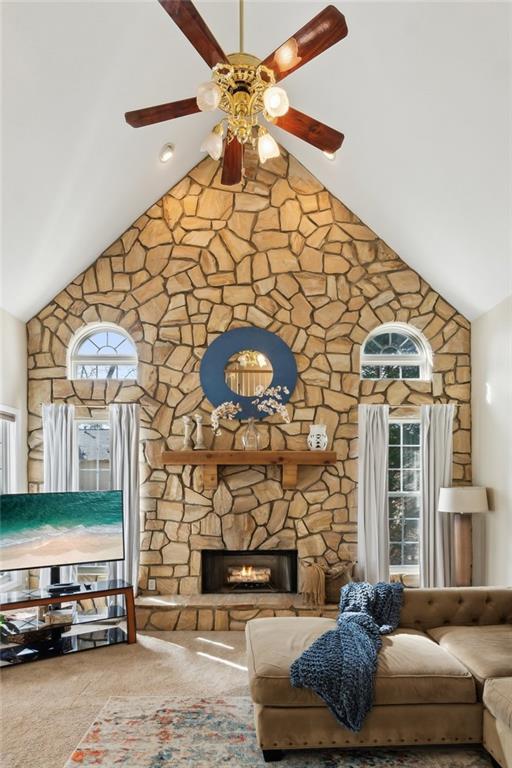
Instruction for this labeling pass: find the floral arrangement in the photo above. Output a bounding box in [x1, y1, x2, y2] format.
[251, 385, 290, 423]
[210, 400, 242, 435]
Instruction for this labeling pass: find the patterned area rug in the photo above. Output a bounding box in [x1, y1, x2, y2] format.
[65, 696, 492, 767]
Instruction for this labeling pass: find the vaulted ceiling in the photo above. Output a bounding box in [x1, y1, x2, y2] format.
[2, 1, 511, 322]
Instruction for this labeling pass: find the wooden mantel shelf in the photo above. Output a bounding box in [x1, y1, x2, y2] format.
[161, 450, 338, 490]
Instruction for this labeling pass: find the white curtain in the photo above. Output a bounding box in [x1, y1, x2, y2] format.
[108, 404, 140, 594]
[357, 404, 390, 583]
[420, 403, 456, 587]
[0, 417, 13, 493]
[40, 404, 77, 588]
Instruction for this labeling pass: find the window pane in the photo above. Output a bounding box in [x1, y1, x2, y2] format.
[77, 422, 110, 492]
[398, 337, 419, 355]
[388, 470, 401, 492]
[403, 496, 420, 517]
[389, 423, 401, 445]
[404, 519, 419, 542]
[361, 365, 379, 379]
[389, 520, 402, 542]
[403, 470, 420, 492]
[79, 338, 100, 355]
[403, 447, 420, 469]
[403, 543, 419, 565]
[74, 364, 136, 380]
[400, 365, 420, 379]
[389, 446, 401, 469]
[381, 365, 400, 379]
[389, 496, 403, 518]
[390, 333, 408, 350]
[390, 544, 402, 565]
[372, 333, 391, 350]
[403, 423, 420, 445]
[97, 470, 111, 491]
[363, 339, 382, 355]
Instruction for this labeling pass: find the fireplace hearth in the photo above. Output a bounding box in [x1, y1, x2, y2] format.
[201, 550, 298, 594]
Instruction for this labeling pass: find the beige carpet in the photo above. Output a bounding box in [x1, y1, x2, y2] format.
[1, 631, 248, 768]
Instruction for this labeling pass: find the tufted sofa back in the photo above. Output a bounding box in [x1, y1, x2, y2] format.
[399, 587, 512, 630]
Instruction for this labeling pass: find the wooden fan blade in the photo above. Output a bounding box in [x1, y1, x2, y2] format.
[221, 136, 243, 186]
[273, 107, 344, 153]
[125, 97, 200, 127]
[159, 0, 228, 68]
[261, 5, 348, 82]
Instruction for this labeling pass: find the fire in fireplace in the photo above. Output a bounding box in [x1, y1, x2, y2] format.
[201, 550, 298, 594]
[227, 565, 271, 587]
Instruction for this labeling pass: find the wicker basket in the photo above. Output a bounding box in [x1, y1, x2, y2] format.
[325, 562, 355, 604]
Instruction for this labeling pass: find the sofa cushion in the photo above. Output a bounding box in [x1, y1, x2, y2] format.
[400, 587, 512, 631]
[484, 678, 512, 729]
[246, 617, 476, 708]
[427, 625, 512, 684]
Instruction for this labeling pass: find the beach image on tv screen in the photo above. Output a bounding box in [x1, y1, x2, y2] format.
[0, 491, 124, 571]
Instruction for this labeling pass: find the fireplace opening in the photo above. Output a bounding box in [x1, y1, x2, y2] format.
[201, 550, 298, 594]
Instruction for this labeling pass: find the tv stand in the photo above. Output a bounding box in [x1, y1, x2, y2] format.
[0, 579, 136, 667]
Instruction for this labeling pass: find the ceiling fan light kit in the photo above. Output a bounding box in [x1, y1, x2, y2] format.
[125, 0, 348, 185]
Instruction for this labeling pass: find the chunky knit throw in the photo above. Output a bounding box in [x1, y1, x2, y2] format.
[290, 581, 404, 732]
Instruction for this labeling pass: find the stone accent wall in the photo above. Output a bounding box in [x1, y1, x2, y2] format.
[26, 148, 471, 595]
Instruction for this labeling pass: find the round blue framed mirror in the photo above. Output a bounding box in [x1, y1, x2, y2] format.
[200, 327, 297, 420]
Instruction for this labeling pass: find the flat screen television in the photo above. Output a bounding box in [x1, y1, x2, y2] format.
[0, 491, 124, 572]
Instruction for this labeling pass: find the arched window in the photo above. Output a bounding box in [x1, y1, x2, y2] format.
[361, 323, 431, 380]
[68, 323, 137, 381]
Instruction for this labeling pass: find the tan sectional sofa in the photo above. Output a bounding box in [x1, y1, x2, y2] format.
[245, 587, 512, 763]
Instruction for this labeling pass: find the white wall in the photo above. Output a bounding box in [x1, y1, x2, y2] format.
[0, 308, 28, 491]
[472, 295, 512, 586]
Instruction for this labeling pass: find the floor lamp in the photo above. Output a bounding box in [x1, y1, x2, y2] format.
[438, 487, 489, 587]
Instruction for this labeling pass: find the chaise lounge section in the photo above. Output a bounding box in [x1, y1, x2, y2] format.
[246, 587, 512, 763]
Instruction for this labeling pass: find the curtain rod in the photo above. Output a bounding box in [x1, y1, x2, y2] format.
[387, 403, 460, 408]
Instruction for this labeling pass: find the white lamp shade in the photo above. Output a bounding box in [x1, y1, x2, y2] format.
[438, 486, 489, 514]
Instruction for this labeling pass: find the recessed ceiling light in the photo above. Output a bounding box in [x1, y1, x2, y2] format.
[323, 150, 336, 161]
[159, 143, 175, 163]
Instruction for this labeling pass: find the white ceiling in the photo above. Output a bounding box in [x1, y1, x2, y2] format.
[2, 0, 511, 322]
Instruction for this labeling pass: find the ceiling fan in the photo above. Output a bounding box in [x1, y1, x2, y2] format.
[125, 0, 348, 186]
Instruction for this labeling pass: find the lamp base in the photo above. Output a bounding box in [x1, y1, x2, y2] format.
[453, 513, 472, 587]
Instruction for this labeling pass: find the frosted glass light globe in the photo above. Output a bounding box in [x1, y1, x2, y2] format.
[196, 81, 222, 112]
[263, 86, 289, 118]
[257, 131, 280, 164]
[200, 127, 223, 161]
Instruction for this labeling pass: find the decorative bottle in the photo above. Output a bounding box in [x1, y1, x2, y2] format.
[182, 416, 193, 449]
[193, 413, 206, 449]
[241, 418, 260, 450]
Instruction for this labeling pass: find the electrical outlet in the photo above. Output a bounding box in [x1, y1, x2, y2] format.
[148, 579, 156, 591]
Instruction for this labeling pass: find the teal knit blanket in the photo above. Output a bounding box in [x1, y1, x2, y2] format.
[290, 581, 404, 731]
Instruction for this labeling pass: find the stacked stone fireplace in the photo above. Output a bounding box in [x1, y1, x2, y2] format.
[26, 147, 472, 629]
